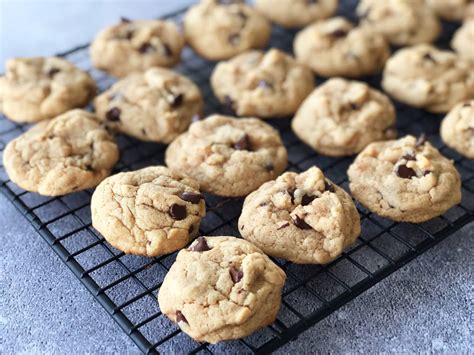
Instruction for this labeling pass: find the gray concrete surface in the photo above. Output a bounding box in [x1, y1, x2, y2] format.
[0, 1, 473, 354]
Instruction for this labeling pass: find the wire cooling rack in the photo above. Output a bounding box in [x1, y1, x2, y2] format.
[1, 1, 473, 353]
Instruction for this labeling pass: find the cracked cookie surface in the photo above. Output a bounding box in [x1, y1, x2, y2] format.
[348, 135, 462, 223]
[425, 0, 474, 21]
[0, 57, 96, 123]
[90, 18, 184, 78]
[165, 114, 288, 197]
[91, 166, 206, 257]
[441, 100, 474, 159]
[357, 0, 440, 46]
[158, 236, 286, 343]
[94, 67, 203, 144]
[184, 0, 271, 61]
[382, 44, 474, 113]
[3, 109, 119, 196]
[292, 78, 397, 157]
[452, 19, 474, 63]
[238, 167, 360, 264]
[293, 17, 390, 78]
[255, 0, 338, 28]
[210, 49, 315, 118]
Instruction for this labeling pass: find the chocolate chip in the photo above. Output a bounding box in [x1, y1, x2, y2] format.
[402, 153, 416, 161]
[292, 215, 312, 230]
[180, 191, 203, 204]
[47, 67, 60, 77]
[330, 29, 348, 38]
[301, 194, 316, 206]
[191, 114, 202, 123]
[120, 16, 131, 23]
[138, 42, 155, 53]
[350, 103, 359, 110]
[234, 134, 251, 151]
[228, 33, 240, 46]
[423, 170, 431, 176]
[125, 30, 134, 40]
[258, 79, 273, 90]
[259, 202, 268, 207]
[277, 222, 290, 230]
[169, 93, 184, 108]
[163, 43, 173, 57]
[395, 164, 417, 179]
[169, 204, 187, 220]
[229, 266, 243, 283]
[176, 310, 188, 323]
[85, 164, 93, 171]
[190, 237, 211, 252]
[265, 163, 274, 172]
[287, 188, 296, 204]
[463, 102, 472, 108]
[423, 53, 436, 63]
[106, 107, 121, 121]
[325, 181, 335, 193]
[415, 133, 427, 148]
[223, 95, 235, 113]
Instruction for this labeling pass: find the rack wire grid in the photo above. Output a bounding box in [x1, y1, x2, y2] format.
[1, 1, 473, 354]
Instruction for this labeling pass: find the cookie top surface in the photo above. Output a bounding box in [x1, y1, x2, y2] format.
[382, 44, 474, 113]
[157, 236, 286, 343]
[452, 19, 474, 63]
[239, 167, 361, 264]
[3, 109, 119, 196]
[348, 135, 462, 223]
[293, 17, 390, 78]
[255, 0, 338, 28]
[357, 0, 440, 46]
[441, 100, 474, 159]
[210, 49, 315, 118]
[91, 166, 206, 257]
[94, 67, 203, 144]
[292, 78, 397, 157]
[426, 0, 474, 21]
[90, 19, 184, 78]
[184, 0, 272, 60]
[165, 114, 288, 197]
[0, 57, 96, 123]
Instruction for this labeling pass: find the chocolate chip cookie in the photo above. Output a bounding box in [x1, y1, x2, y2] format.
[0, 57, 96, 123]
[440, 100, 474, 159]
[210, 49, 315, 118]
[292, 78, 397, 157]
[452, 19, 474, 63]
[255, 0, 338, 28]
[3, 109, 119, 196]
[425, 0, 474, 21]
[158, 236, 286, 343]
[293, 17, 390, 78]
[94, 67, 203, 144]
[90, 18, 184, 78]
[357, 0, 441, 46]
[382, 44, 474, 113]
[348, 135, 462, 223]
[165, 114, 288, 197]
[239, 167, 361, 264]
[183, 0, 272, 61]
[91, 166, 206, 257]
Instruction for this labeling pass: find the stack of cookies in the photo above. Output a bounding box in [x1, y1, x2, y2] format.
[1, 0, 472, 345]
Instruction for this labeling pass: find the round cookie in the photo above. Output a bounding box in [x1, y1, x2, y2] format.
[158, 236, 286, 343]
[165, 114, 288, 197]
[382, 44, 474, 113]
[440, 100, 474, 159]
[348, 135, 462, 223]
[293, 17, 390, 78]
[452, 19, 474, 63]
[90, 18, 184, 78]
[255, 0, 338, 28]
[183, 0, 272, 61]
[210, 49, 315, 118]
[91, 166, 206, 257]
[94, 67, 203, 144]
[0, 57, 96, 123]
[425, 0, 474, 22]
[292, 78, 397, 157]
[3, 109, 119, 196]
[357, 0, 441, 46]
[238, 167, 361, 264]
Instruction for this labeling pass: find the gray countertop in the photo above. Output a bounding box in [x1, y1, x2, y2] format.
[0, 1, 473, 354]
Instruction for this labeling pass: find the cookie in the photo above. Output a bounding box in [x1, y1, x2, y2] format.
[165, 114, 288, 197]
[94, 67, 203, 144]
[183, 0, 271, 61]
[292, 78, 397, 157]
[452, 19, 474, 63]
[348, 135, 462, 223]
[91, 166, 206, 257]
[440, 100, 474, 159]
[255, 0, 338, 28]
[210, 49, 315, 118]
[0, 57, 96, 123]
[238, 167, 360, 264]
[3, 109, 119, 196]
[357, 0, 441, 46]
[90, 18, 184, 78]
[293, 17, 390, 78]
[382, 44, 474, 113]
[158, 236, 286, 343]
[425, 0, 474, 22]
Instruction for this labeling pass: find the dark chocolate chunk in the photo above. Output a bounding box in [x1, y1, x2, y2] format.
[47, 67, 60, 77]
[277, 222, 290, 230]
[301, 194, 316, 206]
[138, 42, 155, 53]
[176, 310, 188, 323]
[324, 181, 335, 193]
[169, 204, 187, 220]
[292, 215, 312, 230]
[106, 107, 121, 121]
[423, 53, 436, 63]
[120, 16, 131, 23]
[229, 266, 243, 283]
[330, 29, 348, 38]
[223, 95, 235, 113]
[228, 33, 240, 46]
[125, 30, 134, 40]
[402, 153, 416, 161]
[180, 191, 203, 204]
[170, 93, 184, 108]
[85, 164, 93, 171]
[350, 103, 360, 110]
[234, 134, 251, 151]
[395, 164, 417, 179]
[287, 188, 296, 204]
[423, 170, 431, 176]
[190, 237, 211, 252]
[415, 133, 427, 148]
[163, 43, 173, 57]
[265, 163, 274, 172]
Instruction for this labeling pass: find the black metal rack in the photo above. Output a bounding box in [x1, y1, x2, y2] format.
[0, 1, 473, 353]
